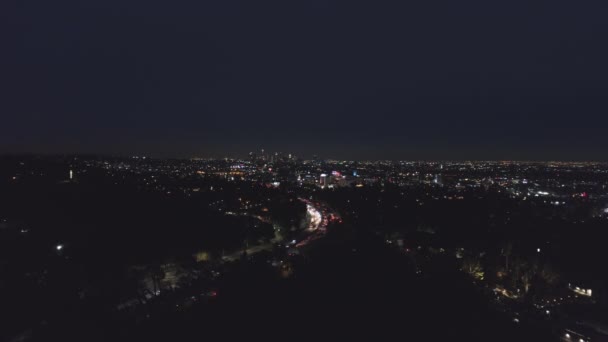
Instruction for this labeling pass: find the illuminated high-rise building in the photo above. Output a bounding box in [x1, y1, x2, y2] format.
[320, 173, 329, 188]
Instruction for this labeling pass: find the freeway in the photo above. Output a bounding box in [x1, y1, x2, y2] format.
[222, 198, 332, 260]
[295, 198, 333, 248]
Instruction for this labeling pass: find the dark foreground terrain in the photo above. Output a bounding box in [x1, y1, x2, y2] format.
[35, 228, 550, 342]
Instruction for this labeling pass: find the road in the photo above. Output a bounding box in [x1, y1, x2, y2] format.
[222, 199, 330, 260]
[295, 198, 330, 247]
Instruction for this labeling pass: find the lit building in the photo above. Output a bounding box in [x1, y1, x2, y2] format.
[319, 173, 329, 188]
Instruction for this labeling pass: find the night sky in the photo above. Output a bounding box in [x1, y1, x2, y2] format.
[2, 0, 608, 160]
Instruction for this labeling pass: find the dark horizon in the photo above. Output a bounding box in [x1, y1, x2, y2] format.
[3, 0, 608, 161]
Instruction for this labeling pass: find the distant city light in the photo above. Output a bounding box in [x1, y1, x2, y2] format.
[56, 244, 63, 251]
[537, 248, 541, 253]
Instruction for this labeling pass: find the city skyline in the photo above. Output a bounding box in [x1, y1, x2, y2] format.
[2, 149, 607, 162]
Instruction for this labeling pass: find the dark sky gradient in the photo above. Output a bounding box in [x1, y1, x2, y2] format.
[2, 0, 608, 160]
